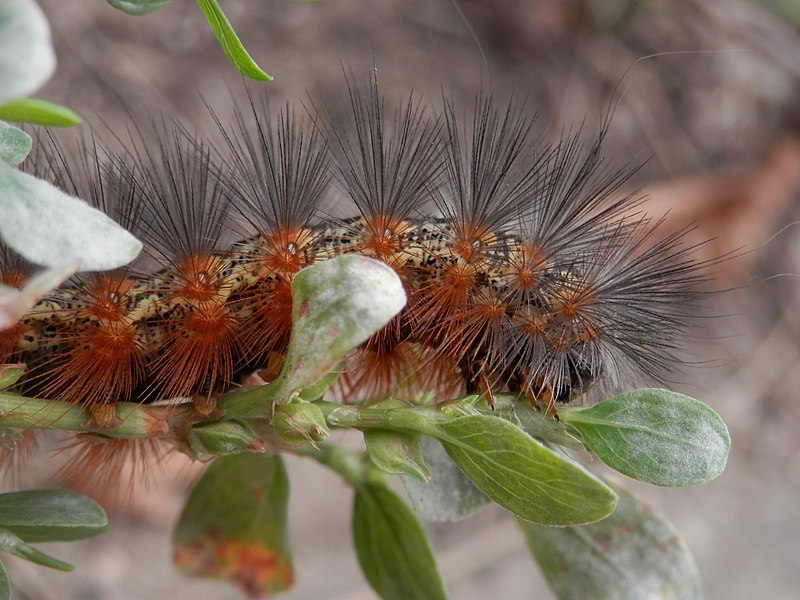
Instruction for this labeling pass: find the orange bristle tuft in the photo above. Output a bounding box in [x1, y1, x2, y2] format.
[340, 342, 464, 404]
[0, 429, 38, 485]
[57, 435, 170, 504]
[34, 272, 145, 408]
[147, 297, 238, 402]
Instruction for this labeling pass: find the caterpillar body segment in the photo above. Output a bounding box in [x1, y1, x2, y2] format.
[1, 83, 707, 418]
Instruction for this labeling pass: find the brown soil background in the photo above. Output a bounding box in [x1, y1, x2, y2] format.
[5, 0, 800, 598]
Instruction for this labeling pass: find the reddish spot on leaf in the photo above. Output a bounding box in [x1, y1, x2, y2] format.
[297, 299, 309, 319]
[173, 454, 293, 597]
[174, 536, 293, 598]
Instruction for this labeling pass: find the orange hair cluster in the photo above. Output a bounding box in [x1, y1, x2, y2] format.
[1, 79, 707, 429]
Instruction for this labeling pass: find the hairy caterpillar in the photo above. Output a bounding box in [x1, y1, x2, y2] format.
[0, 76, 706, 448]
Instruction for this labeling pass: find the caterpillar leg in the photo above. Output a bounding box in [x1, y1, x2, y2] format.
[464, 360, 496, 410]
[192, 393, 222, 419]
[256, 351, 286, 384]
[476, 373, 496, 410]
[523, 385, 560, 420]
[88, 403, 122, 429]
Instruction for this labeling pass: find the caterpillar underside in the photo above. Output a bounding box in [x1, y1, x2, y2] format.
[9, 216, 596, 411]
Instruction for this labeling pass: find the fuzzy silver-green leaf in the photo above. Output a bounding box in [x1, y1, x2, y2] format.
[400, 436, 489, 521]
[561, 389, 730, 486]
[0, 121, 31, 166]
[520, 480, 703, 599]
[0, 0, 55, 104]
[0, 161, 142, 270]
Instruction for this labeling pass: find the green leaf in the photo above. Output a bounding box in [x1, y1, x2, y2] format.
[0, 98, 80, 127]
[364, 430, 430, 482]
[194, 0, 272, 81]
[0, 160, 143, 270]
[400, 436, 490, 521]
[454, 393, 586, 451]
[0, 364, 25, 391]
[324, 401, 615, 525]
[353, 481, 447, 600]
[189, 420, 266, 457]
[174, 453, 294, 596]
[520, 481, 702, 600]
[0, 0, 55, 104]
[560, 388, 731, 486]
[0, 560, 9, 600]
[0, 527, 72, 571]
[106, 0, 173, 15]
[278, 255, 405, 399]
[218, 257, 405, 420]
[0, 489, 108, 542]
[435, 415, 617, 525]
[0, 121, 32, 166]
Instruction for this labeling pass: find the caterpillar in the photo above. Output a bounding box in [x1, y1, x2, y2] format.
[0, 75, 706, 443]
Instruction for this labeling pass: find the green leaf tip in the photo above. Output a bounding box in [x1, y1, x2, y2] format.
[0, 364, 25, 391]
[195, 0, 273, 81]
[0, 98, 80, 127]
[561, 388, 731, 486]
[353, 482, 448, 600]
[0, 527, 73, 572]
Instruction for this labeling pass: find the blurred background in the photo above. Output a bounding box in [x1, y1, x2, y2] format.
[5, 0, 800, 598]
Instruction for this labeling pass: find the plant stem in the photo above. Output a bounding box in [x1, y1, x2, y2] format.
[0, 386, 578, 453]
[0, 392, 175, 438]
[316, 401, 444, 436]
